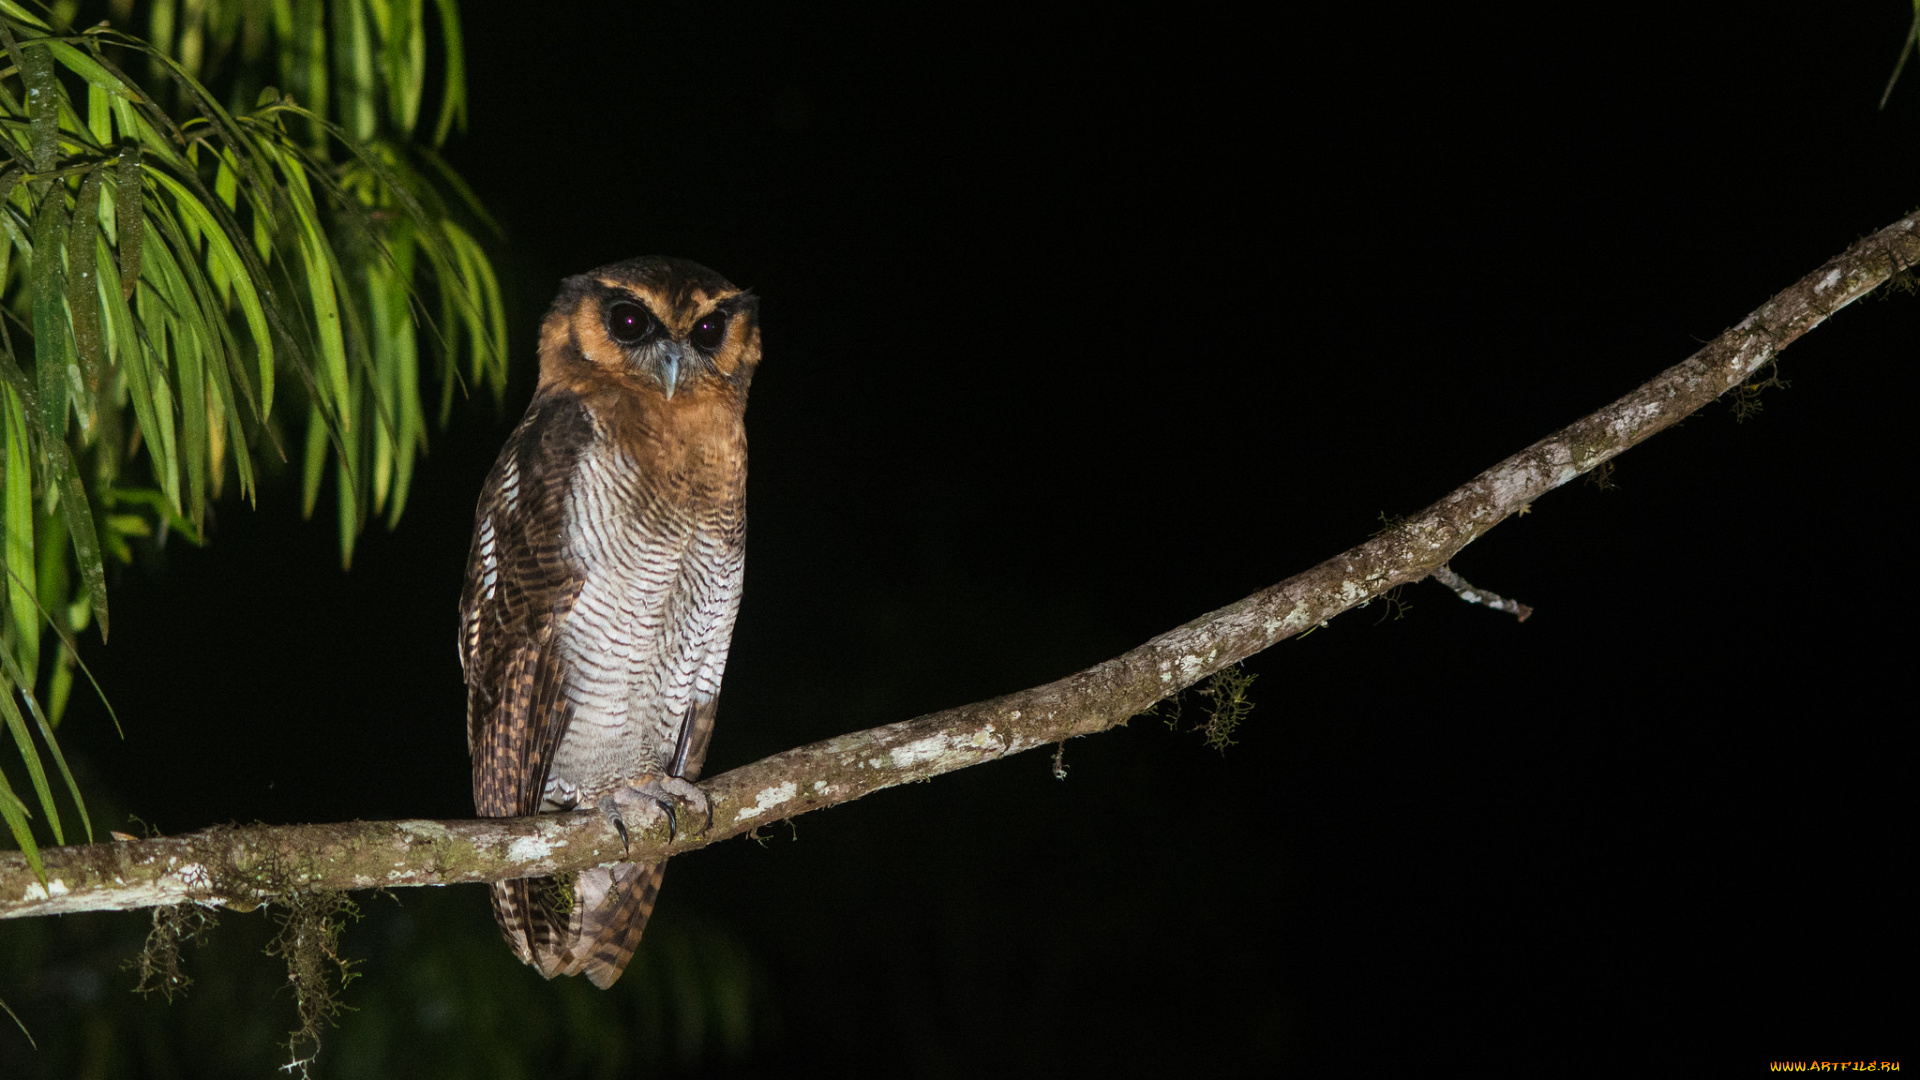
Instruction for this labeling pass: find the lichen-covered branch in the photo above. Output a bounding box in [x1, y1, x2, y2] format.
[4, 210, 1917, 921]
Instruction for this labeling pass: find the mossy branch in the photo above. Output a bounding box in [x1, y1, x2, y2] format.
[2, 209, 1917, 920]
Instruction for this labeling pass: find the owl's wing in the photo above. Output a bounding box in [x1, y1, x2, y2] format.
[460, 390, 597, 818]
[672, 692, 723, 781]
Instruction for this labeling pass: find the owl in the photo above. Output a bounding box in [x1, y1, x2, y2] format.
[459, 256, 760, 988]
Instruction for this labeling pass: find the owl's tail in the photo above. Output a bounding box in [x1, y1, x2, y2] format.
[490, 860, 666, 989]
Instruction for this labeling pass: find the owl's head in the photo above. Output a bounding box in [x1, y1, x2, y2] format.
[541, 256, 761, 402]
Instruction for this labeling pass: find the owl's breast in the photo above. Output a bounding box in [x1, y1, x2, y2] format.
[544, 431, 745, 806]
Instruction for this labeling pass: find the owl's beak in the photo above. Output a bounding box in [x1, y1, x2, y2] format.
[652, 341, 685, 399]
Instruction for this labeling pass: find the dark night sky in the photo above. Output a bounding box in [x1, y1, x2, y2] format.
[11, 3, 1911, 1075]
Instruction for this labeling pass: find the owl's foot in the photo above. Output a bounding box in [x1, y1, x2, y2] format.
[598, 775, 712, 854]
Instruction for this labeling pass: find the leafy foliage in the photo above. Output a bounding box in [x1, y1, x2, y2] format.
[0, 0, 505, 873]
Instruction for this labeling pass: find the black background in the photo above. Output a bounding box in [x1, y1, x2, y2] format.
[5, 2, 1912, 1075]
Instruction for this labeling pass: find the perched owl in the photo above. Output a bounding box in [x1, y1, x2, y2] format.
[460, 257, 760, 988]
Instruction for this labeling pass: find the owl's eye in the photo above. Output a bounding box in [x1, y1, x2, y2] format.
[689, 312, 728, 351]
[606, 301, 656, 345]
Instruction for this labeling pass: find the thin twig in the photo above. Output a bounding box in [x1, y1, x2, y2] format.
[1428, 565, 1533, 622]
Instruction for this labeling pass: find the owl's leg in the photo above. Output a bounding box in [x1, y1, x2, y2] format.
[598, 774, 712, 853]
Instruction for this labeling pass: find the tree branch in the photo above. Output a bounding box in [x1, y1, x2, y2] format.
[5, 210, 1917, 921]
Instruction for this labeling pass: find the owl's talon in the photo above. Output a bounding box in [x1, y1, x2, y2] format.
[598, 795, 634, 856]
[603, 774, 711, 850]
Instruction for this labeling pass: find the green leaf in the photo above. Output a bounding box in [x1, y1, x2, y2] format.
[339, 0, 378, 142]
[0, 991, 34, 1048]
[429, 0, 467, 146]
[20, 42, 57, 174]
[130, 276, 184, 514]
[213, 151, 239, 213]
[100, 485, 201, 546]
[0, 606, 60, 845]
[336, 450, 355, 568]
[174, 311, 207, 527]
[1880, 2, 1920, 110]
[115, 148, 142, 301]
[383, 0, 427, 137]
[0, 169, 18, 287]
[147, 0, 178, 70]
[45, 40, 138, 99]
[0, 3, 52, 31]
[1, 380, 38, 683]
[289, 0, 330, 144]
[442, 219, 505, 395]
[177, 145, 206, 259]
[366, 261, 393, 513]
[214, 342, 255, 505]
[0, 761, 44, 885]
[46, 649, 71, 726]
[301, 400, 327, 519]
[29, 193, 69, 454]
[33, 504, 67, 642]
[204, 325, 229, 496]
[67, 169, 107, 414]
[385, 268, 423, 528]
[42, 434, 107, 643]
[85, 79, 111, 147]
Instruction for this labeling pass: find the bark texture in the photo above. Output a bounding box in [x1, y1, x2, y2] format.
[5, 210, 1916, 921]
